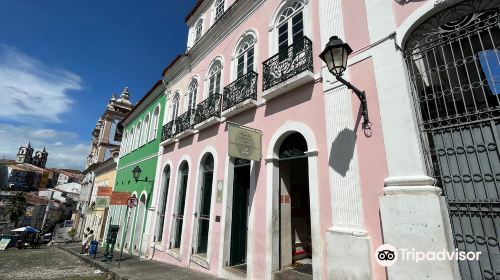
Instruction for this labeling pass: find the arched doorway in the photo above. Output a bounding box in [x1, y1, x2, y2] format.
[229, 157, 251, 270]
[404, 1, 500, 278]
[194, 154, 214, 257]
[171, 161, 189, 250]
[277, 132, 312, 276]
[133, 193, 146, 255]
[155, 165, 171, 243]
[124, 193, 137, 250]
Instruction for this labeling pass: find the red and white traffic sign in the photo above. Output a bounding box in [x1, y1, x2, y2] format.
[127, 197, 138, 208]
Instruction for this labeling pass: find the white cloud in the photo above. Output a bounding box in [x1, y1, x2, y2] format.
[0, 123, 88, 170]
[0, 45, 82, 123]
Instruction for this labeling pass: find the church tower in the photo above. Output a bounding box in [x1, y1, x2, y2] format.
[39, 147, 48, 168]
[16, 142, 34, 164]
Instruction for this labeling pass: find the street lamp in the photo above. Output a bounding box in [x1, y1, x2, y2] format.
[132, 166, 154, 183]
[320, 36, 370, 130]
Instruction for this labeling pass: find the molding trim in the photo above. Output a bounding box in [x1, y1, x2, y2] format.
[384, 176, 436, 187]
[384, 186, 442, 196]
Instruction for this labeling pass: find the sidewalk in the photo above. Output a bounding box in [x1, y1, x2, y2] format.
[56, 243, 223, 280]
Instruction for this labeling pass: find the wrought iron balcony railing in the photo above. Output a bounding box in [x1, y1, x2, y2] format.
[195, 93, 222, 126]
[161, 121, 175, 142]
[222, 71, 258, 112]
[175, 109, 195, 135]
[262, 36, 313, 91]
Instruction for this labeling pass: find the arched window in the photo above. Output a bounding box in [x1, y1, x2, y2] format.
[128, 129, 134, 153]
[172, 161, 189, 249]
[277, 1, 304, 53]
[149, 105, 160, 141]
[194, 19, 203, 43]
[171, 92, 180, 121]
[207, 60, 222, 96]
[141, 114, 150, 146]
[195, 154, 214, 255]
[235, 33, 256, 79]
[188, 79, 198, 111]
[155, 165, 170, 242]
[122, 131, 129, 155]
[214, 0, 225, 22]
[134, 121, 142, 150]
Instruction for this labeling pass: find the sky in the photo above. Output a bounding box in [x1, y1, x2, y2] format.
[0, 0, 196, 170]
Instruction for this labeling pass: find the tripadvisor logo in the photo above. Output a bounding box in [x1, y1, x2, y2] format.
[375, 244, 481, 267]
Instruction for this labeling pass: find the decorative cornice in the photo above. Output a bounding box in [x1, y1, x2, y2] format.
[163, 0, 265, 85]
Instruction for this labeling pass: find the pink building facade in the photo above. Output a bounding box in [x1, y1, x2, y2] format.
[143, 0, 500, 279]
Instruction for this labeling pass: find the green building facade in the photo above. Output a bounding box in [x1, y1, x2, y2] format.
[107, 81, 165, 256]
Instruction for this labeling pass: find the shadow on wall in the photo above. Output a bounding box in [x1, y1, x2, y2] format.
[329, 128, 356, 177]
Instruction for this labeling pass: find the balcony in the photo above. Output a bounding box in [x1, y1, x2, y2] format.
[160, 121, 175, 145]
[221, 71, 258, 118]
[194, 93, 222, 131]
[174, 109, 196, 140]
[262, 36, 314, 100]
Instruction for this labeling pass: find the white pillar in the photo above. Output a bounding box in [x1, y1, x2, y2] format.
[319, 0, 372, 278]
[364, 0, 456, 278]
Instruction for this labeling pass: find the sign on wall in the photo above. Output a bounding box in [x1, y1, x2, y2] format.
[95, 197, 110, 208]
[228, 123, 262, 161]
[110, 192, 131, 205]
[97, 187, 113, 197]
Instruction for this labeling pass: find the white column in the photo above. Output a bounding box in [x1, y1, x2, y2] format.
[365, 0, 455, 279]
[319, 0, 372, 278]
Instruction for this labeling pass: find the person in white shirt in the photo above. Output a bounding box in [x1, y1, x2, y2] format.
[81, 227, 90, 254]
[86, 230, 94, 255]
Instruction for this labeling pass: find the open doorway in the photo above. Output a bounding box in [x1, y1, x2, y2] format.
[278, 132, 312, 276]
[229, 158, 251, 272]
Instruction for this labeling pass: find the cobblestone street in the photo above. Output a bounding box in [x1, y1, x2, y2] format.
[0, 245, 107, 280]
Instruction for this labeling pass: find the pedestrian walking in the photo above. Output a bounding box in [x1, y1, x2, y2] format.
[86, 230, 94, 255]
[81, 227, 90, 254]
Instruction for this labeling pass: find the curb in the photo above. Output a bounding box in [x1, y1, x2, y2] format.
[56, 245, 128, 280]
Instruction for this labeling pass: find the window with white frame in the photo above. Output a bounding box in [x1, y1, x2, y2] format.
[127, 129, 133, 153]
[194, 19, 203, 43]
[277, 1, 304, 54]
[120, 132, 126, 156]
[134, 122, 142, 150]
[171, 93, 180, 121]
[141, 114, 150, 146]
[150, 105, 160, 141]
[235, 34, 256, 79]
[207, 60, 222, 96]
[213, 0, 224, 23]
[188, 79, 198, 111]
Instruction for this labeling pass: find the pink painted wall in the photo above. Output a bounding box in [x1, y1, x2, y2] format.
[152, 0, 332, 279]
[341, 0, 370, 54]
[348, 58, 388, 280]
[392, 0, 426, 27]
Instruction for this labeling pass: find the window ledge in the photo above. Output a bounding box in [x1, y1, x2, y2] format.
[160, 138, 177, 147]
[221, 99, 257, 118]
[174, 129, 197, 141]
[190, 253, 210, 269]
[262, 70, 315, 101]
[194, 116, 221, 131]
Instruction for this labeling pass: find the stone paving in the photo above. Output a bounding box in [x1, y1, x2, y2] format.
[58, 243, 222, 280]
[0, 245, 107, 280]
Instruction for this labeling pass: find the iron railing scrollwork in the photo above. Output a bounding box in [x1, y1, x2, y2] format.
[195, 93, 222, 126]
[262, 36, 313, 91]
[222, 71, 258, 112]
[404, 1, 500, 279]
[175, 109, 195, 135]
[161, 121, 175, 142]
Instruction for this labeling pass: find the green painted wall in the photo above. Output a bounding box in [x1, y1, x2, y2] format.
[113, 93, 165, 208]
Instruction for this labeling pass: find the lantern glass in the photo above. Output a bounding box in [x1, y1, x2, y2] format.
[319, 36, 352, 76]
[132, 166, 141, 181]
